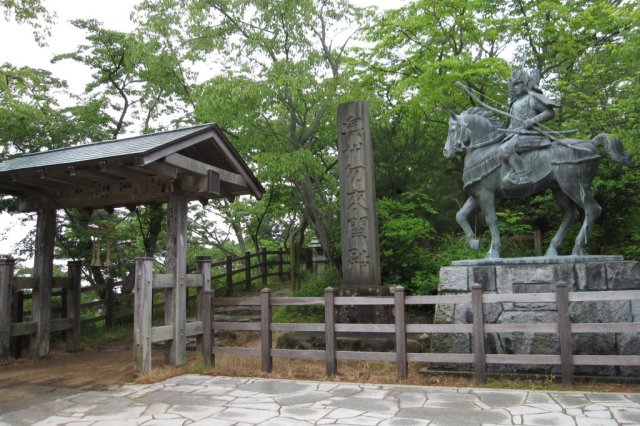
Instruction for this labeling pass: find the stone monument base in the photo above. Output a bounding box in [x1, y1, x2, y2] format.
[432, 257, 640, 377]
[335, 286, 394, 324]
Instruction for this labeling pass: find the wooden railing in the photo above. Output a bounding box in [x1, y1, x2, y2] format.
[1, 248, 289, 362]
[210, 248, 288, 297]
[208, 282, 640, 385]
[0, 259, 82, 362]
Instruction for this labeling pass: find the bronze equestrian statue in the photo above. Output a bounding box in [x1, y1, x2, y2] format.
[444, 70, 635, 259]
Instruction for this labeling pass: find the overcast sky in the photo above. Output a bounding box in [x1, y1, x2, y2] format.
[0, 0, 404, 256]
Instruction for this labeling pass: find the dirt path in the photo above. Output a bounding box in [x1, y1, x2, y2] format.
[0, 341, 139, 390]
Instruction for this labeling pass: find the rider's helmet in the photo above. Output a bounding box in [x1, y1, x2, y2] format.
[509, 69, 542, 96]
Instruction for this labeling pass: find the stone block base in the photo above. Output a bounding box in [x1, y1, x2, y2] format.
[432, 258, 640, 377]
[336, 286, 394, 324]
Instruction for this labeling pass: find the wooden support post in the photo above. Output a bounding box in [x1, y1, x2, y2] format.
[10, 290, 24, 358]
[0, 256, 15, 364]
[32, 206, 56, 358]
[203, 289, 213, 368]
[534, 229, 543, 256]
[556, 281, 574, 386]
[226, 256, 233, 297]
[471, 283, 487, 385]
[394, 286, 407, 379]
[66, 261, 82, 352]
[244, 251, 251, 290]
[133, 257, 154, 375]
[277, 248, 284, 278]
[260, 287, 272, 372]
[104, 278, 114, 330]
[324, 287, 337, 377]
[167, 194, 188, 366]
[60, 287, 67, 320]
[261, 247, 268, 287]
[197, 256, 212, 367]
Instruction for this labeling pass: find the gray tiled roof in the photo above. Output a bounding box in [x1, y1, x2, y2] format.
[0, 124, 213, 173]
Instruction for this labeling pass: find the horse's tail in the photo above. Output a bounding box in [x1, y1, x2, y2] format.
[594, 134, 636, 168]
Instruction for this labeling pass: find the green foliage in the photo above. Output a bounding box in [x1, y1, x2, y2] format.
[414, 235, 484, 295]
[80, 322, 130, 347]
[377, 191, 437, 289]
[1, 0, 55, 45]
[0, 64, 112, 162]
[272, 269, 339, 323]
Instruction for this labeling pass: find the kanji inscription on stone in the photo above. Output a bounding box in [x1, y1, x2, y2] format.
[338, 100, 381, 286]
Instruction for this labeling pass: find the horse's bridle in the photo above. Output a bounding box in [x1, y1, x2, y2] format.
[451, 119, 504, 153]
[450, 121, 472, 153]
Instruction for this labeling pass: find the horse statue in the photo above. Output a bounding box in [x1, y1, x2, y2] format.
[443, 107, 635, 259]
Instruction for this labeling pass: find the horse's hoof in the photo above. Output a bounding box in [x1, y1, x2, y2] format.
[470, 238, 480, 251]
[572, 247, 588, 256]
[485, 252, 500, 259]
[545, 248, 558, 257]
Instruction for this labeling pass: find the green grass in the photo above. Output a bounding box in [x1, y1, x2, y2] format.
[80, 322, 131, 347]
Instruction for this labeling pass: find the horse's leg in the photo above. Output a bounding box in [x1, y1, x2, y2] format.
[456, 196, 480, 250]
[560, 182, 602, 256]
[477, 189, 500, 259]
[545, 188, 580, 257]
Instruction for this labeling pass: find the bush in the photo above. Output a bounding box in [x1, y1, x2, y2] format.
[272, 269, 339, 323]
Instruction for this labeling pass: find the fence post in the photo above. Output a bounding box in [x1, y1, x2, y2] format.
[394, 286, 408, 379]
[10, 289, 23, 358]
[203, 290, 213, 368]
[261, 248, 268, 287]
[0, 256, 15, 364]
[104, 278, 114, 330]
[324, 287, 337, 376]
[197, 256, 212, 367]
[244, 252, 251, 291]
[261, 287, 272, 372]
[290, 244, 298, 292]
[277, 249, 284, 278]
[471, 283, 487, 385]
[66, 261, 82, 352]
[556, 281, 574, 386]
[60, 287, 68, 320]
[226, 256, 233, 297]
[133, 257, 154, 375]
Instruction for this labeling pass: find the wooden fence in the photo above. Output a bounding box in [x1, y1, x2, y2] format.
[0, 259, 82, 362]
[207, 282, 640, 385]
[1, 249, 288, 362]
[210, 248, 288, 297]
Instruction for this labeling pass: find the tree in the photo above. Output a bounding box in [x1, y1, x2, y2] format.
[0, 64, 112, 161]
[1, 0, 55, 45]
[135, 0, 370, 274]
[50, 19, 199, 281]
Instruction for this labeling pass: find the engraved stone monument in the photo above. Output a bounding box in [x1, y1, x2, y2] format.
[338, 100, 381, 287]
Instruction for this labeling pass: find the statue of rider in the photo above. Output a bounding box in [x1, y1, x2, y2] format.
[499, 69, 560, 186]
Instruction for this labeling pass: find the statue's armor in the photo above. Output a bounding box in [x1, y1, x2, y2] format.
[510, 95, 537, 129]
[501, 93, 555, 157]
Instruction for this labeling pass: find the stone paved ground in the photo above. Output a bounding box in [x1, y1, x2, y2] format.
[0, 375, 639, 425]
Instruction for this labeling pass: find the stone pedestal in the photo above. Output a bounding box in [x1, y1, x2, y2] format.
[432, 256, 640, 377]
[336, 286, 394, 324]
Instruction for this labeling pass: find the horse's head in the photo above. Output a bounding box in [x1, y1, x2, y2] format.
[444, 112, 470, 160]
[444, 108, 502, 160]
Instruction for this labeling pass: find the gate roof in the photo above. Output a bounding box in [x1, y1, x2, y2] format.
[0, 124, 264, 211]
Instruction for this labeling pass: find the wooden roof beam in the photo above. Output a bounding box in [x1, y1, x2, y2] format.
[163, 153, 247, 187]
[69, 167, 122, 185]
[132, 161, 179, 179]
